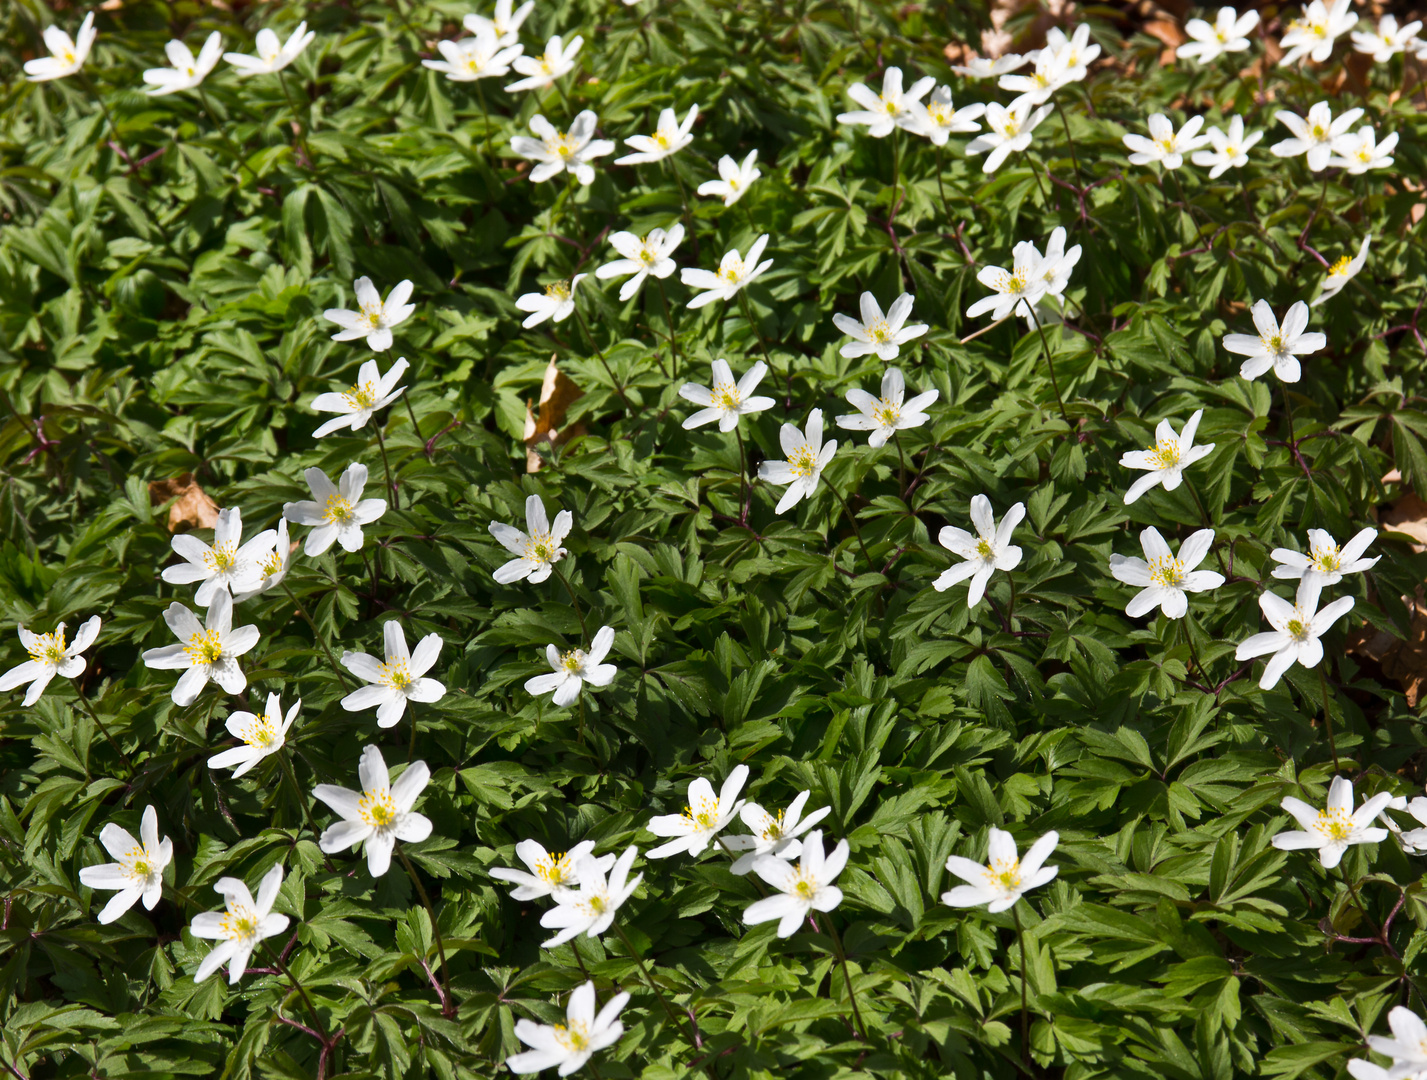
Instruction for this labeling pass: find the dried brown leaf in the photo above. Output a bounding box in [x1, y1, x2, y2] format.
[149, 473, 220, 533]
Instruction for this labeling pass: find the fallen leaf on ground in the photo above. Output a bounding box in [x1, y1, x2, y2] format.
[524, 355, 585, 473]
[148, 474, 220, 532]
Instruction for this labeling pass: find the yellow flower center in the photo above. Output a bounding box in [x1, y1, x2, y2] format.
[524, 533, 557, 563]
[794, 876, 817, 900]
[360, 304, 383, 329]
[27, 629, 67, 666]
[1149, 556, 1186, 588]
[220, 905, 260, 942]
[544, 280, 571, 300]
[866, 319, 891, 343]
[986, 857, 1021, 890]
[728, 178, 740, 190]
[380, 661, 413, 690]
[1310, 124, 1327, 141]
[999, 270, 1028, 294]
[1286, 616, 1308, 639]
[560, 649, 585, 673]
[1148, 438, 1181, 468]
[242, 713, 280, 749]
[682, 797, 719, 830]
[1265, 333, 1286, 353]
[1355, 146, 1372, 163]
[881, 96, 899, 114]
[1310, 542, 1341, 572]
[639, 245, 659, 265]
[717, 258, 745, 284]
[537, 852, 573, 884]
[976, 538, 994, 559]
[872, 399, 901, 428]
[323, 495, 355, 524]
[184, 629, 225, 666]
[928, 103, 951, 125]
[547, 134, 576, 159]
[343, 380, 379, 410]
[359, 789, 398, 827]
[787, 444, 818, 478]
[760, 809, 787, 841]
[555, 1022, 591, 1052]
[654, 128, 674, 148]
[1328, 255, 1352, 276]
[712, 380, 742, 411]
[1316, 808, 1352, 840]
[259, 549, 284, 577]
[204, 543, 238, 572]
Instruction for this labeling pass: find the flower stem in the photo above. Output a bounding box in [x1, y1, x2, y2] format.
[825, 480, 873, 566]
[397, 845, 457, 1018]
[655, 277, 683, 379]
[551, 562, 588, 640]
[1053, 99, 1085, 196]
[279, 581, 352, 691]
[72, 680, 132, 774]
[574, 305, 637, 413]
[374, 421, 401, 509]
[820, 914, 866, 1039]
[893, 431, 908, 499]
[263, 941, 330, 1046]
[475, 79, 493, 158]
[735, 425, 749, 524]
[1007, 572, 1018, 630]
[737, 290, 786, 402]
[934, 143, 952, 221]
[1025, 305, 1070, 427]
[408, 701, 419, 764]
[277, 68, 315, 167]
[612, 922, 695, 1042]
[279, 747, 337, 872]
[1012, 904, 1032, 1066]
[1319, 665, 1341, 774]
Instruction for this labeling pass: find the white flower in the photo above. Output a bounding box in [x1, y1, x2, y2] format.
[646, 764, 750, 858]
[943, 828, 1058, 912]
[1190, 115, 1262, 178]
[78, 806, 173, 924]
[525, 626, 618, 706]
[516, 274, 588, 327]
[1039, 24, 1101, 79]
[1360, 15, 1424, 61]
[903, 85, 985, 144]
[511, 111, 613, 185]
[311, 356, 409, 436]
[505, 34, 583, 93]
[1176, 7, 1260, 64]
[1329, 127, 1399, 174]
[722, 791, 832, 875]
[1278, 0, 1359, 65]
[949, 54, 1027, 78]
[0, 616, 100, 707]
[540, 846, 642, 945]
[1235, 576, 1355, 689]
[1020, 226, 1082, 320]
[233, 519, 292, 603]
[837, 66, 936, 138]
[142, 33, 224, 96]
[507, 980, 629, 1076]
[340, 622, 446, 729]
[1122, 113, 1208, 169]
[997, 47, 1073, 104]
[422, 28, 524, 81]
[614, 105, 699, 165]
[464, 0, 533, 47]
[697, 149, 761, 206]
[490, 840, 616, 901]
[1271, 102, 1363, 171]
[595, 225, 684, 301]
[1362, 1007, 1427, 1080]
[313, 745, 433, 877]
[933, 494, 1025, 607]
[1110, 527, 1225, 619]
[1346, 1060, 1391, 1080]
[679, 358, 775, 432]
[1271, 776, 1391, 868]
[1119, 408, 1215, 504]
[323, 277, 415, 353]
[161, 506, 271, 606]
[490, 495, 572, 584]
[209, 693, 300, 778]
[142, 592, 259, 706]
[1271, 527, 1379, 585]
[190, 863, 290, 984]
[1221, 299, 1325, 383]
[283, 463, 387, 556]
[680, 234, 773, 309]
[742, 830, 848, 938]
[1312, 235, 1371, 307]
[966, 240, 1046, 321]
[757, 408, 837, 514]
[223, 21, 315, 76]
[965, 94, 1052, 173]
[24, 12, 97, 81]
[833, 292, 929, 360]
[836, 367, 938, 448]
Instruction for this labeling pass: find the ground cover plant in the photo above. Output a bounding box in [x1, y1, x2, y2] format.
[4, 0, 1427, 1076]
